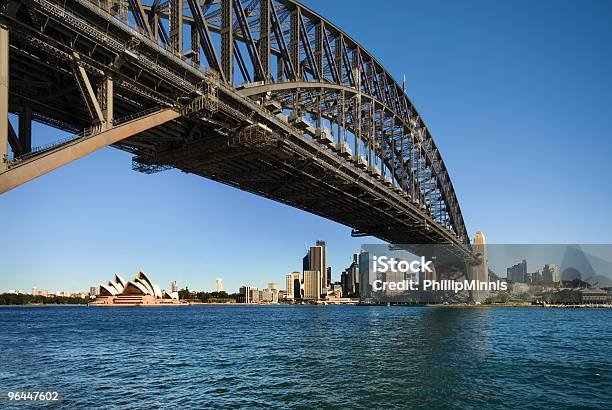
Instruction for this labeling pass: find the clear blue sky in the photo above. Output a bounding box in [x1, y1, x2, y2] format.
[1, 0, 611, 293]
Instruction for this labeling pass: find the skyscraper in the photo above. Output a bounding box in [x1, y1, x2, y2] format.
[302, 252, 310, 272]
[358, 251, 370, 300]
[316, 240, 328, 288]
[303, 270, 321, 300]
[170, 280, 178, 293]
[309, 243, 327, 294]
[286, 272, 301, 300]
[542, 264, 560, 284]
[507, 260, 527, 283]
[293, 271, 302, 299]
[215, 278, 223, 292]
[286, 274, 294, 300]
[470, 231, 489, 303]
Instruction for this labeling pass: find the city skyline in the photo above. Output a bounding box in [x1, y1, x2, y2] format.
[2, 0, 612, 292]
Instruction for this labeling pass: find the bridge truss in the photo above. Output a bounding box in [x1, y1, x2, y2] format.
[0, 0, 474, 259]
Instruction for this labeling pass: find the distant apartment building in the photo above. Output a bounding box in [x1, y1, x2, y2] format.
[171, 280, 178, 293]
[89, 285, 100, 297]
[262, 283, 279, 303]
[215, 278, 223, 292]
[507, 260, 527, 283]
[542, 264, 560, 284]
[238, 286, 260, 303]
[303, 270, 321, 300]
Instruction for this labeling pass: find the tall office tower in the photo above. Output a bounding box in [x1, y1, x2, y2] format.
[171, 280, 178, 293]
[358, 251, 370, 299]
[470, 231, 489, 302]
[341, 257, 359, 297]
[302, 252, 310, 272]
[292, 271, 302, 299]
[309, 243, 327, 293]
[326, 266, 332, 287]
[316, 240, 328, 288]
[542, 264, 561, 284]
[303, 270, 321, 300]
[507, 260, 527, 283]
[239, 285, 250, 303]
[286, 274, 294, 300]
[215, 278, 223, 292]
[249, 287, 260, 303]
[286, 272, 301, 300]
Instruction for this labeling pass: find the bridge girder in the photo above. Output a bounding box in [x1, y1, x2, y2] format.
[0, 0, 474, 261]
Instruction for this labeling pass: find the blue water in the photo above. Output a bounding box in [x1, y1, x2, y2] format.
[0, 306, 610, 409]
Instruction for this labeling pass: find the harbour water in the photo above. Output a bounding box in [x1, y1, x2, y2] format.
[0, 305, 610, 409]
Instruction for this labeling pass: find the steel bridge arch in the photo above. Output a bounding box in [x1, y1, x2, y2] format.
[0, 0, 472, 255]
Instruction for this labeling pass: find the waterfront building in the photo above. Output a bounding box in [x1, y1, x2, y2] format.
[171, 280, 178, 292]
[341, 254, 360, 297]
[467, 231, 490, 303]
[215, 278, 223, 292]
[238, 285, 260, 303]
[308, 243, 327, 294]
[90, 272, 180, 306]
[507, 260, 527, 283]
[286, 273, 301, 300]
[302, 252, 310, 272]
[89, 285, 100, 297]
[262, 283, 279, 303]
[285, 274, 294, 300]
[327, 267, 332, 287]
[292, 272, 302, 299]
[358, 251, 370, 300]
[303, 270, 321, 300]
[542, 264, 560, 284]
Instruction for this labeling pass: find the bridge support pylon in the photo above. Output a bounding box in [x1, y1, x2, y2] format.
[0, 17, 8, 172]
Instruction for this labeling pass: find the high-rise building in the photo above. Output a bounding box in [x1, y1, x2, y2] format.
[302, 252, 310, 272]
[470, 231, 489, 303]
[171, 280, 178, 293]
[326, 266, 332, 287]
[215, 278, 223, 292]
[358, 251, 370, 299]
[262, 283, 279, 303]
[303, 270, 321, 300]
[293, 272, 302, 299]
[309, 244, 327, 294]
[542, 264, 560, 284]
[316, 240, 328, 288]
[286, 273, 301, 300]
[31, 287, 37, 296]
[341, 255, 360, 297]
[286, 274, 294, 300]
[507, 260, 527, 283]
[89, 285, 100, 297]
[239, 286, 259, 303]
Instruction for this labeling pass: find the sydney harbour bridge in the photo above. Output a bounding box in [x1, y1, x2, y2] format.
[0, 0, 476, 262]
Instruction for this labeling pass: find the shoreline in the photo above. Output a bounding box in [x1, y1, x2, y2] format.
[1, 303, 611, 309]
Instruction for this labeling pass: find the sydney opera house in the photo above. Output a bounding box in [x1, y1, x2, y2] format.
[90, 271, 181, 306]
